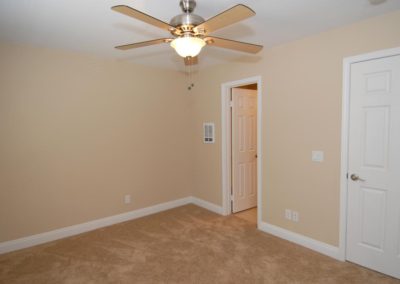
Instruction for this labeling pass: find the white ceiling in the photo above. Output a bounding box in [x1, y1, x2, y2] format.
[0, 0, 399, 71]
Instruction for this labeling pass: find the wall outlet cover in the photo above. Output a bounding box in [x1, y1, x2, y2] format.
[124, 194, 131, 204]
[312, 151, 324, 162]
[292, 211, 299, 222]
[285, 209, 292, 220]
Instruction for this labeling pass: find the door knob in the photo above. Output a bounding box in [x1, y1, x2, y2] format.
[350, 174, 365, 182]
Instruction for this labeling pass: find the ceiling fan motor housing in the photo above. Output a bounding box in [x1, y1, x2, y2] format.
[170, 13, 205, 30]
[170, 0, 205, 35]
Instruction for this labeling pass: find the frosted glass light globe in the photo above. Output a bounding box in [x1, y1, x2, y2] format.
[170, 37, 206, 58]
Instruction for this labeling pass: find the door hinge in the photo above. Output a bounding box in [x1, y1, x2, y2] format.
[230, 194, 234, 201]
[229, 101, 233, 108]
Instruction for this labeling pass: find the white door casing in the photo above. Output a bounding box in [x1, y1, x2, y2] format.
[346, 54, 400, 279]
[231, 88, 257, 213]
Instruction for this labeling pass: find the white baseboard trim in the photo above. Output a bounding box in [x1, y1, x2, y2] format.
[258, 221, 342, 261]
[0, 197, 193, 255]
[190, 197, 224, 215]
[0, 196, 225, 255]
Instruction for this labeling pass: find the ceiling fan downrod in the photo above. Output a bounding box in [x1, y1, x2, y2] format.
[180, 0, 196, 13]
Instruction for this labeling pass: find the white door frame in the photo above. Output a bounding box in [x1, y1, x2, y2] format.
[221, 76, 263, 227]
[339, 46, 400, 261]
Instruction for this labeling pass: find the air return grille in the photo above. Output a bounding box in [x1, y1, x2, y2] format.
[203, 123, 215, 144]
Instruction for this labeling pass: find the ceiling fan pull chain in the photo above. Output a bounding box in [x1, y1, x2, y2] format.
[188, 65, 192, 90]
[186, 63, 195, 91]
[190, 64, 193, 89]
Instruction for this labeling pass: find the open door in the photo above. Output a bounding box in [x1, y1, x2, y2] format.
[231, 87, 257, 213]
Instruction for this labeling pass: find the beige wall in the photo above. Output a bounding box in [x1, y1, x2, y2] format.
[0, 43, 192, 242]
[1, 10, 399, 247]
[190, 10, 400, 246]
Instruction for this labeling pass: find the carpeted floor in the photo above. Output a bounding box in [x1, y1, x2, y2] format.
[0, 205, 398, 284]
[234, 207, 257, 224]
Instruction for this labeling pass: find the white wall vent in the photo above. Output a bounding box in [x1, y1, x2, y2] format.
[203, 122, 215, 144]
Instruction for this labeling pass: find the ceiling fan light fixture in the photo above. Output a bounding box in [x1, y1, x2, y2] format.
[170, 36, 206, 57]
[112, 3, 263, 66]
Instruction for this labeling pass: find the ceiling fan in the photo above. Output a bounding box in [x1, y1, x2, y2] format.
[112, 0, 263, 66]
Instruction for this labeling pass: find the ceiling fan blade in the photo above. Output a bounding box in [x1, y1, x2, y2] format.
[194, 4, 255, 34]
[184, 56, 198, 66]
[112, 5, 175, 32]
[115, 38, 172, 50]
[205, 36, 263, 54]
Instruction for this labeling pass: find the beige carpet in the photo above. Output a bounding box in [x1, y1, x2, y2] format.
[0, 205, 398, 284]
[234, 207, 257, 224]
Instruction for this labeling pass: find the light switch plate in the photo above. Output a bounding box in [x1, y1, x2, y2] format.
[312, 151, 324, 162]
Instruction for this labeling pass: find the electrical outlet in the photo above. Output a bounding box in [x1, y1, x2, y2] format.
[124, 194, 131, 204]
[292, 211, 299, 222]
[312, 151, 324, 162]
[285, 209, 292, 220]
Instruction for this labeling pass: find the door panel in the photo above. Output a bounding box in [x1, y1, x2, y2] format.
[346, 54, 400, 279]
[363, 106, 389, 169]
[359, 186, 386, 250]
[232, 88, 257, 213]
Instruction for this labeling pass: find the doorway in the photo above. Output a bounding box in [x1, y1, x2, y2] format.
[340, 47, 400, 279]
[231, 85, 257, 216]
[221, 76, 262, 228]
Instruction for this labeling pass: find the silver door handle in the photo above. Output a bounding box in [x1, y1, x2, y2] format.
[350, 174, 366, 182]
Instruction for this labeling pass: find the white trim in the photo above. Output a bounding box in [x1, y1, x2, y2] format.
[191, 197, 224, 215]
[221, 82, 232, 216]
[339, 46, 400, 262]
[259, 221, 341, 260]
[221, 76, 263, 226]
[1, 196, 224, 255]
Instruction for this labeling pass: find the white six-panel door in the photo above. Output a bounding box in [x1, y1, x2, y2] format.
[346, 54, 400, 279]
[232, 88, 257, 213]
